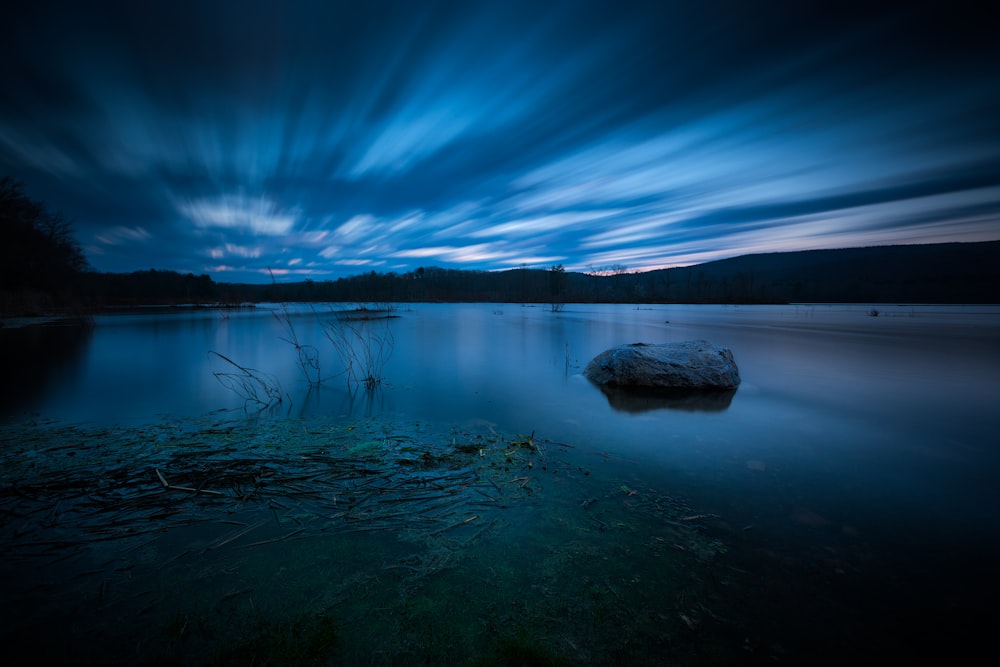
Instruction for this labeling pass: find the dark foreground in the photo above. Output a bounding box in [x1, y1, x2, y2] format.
[1, 414, 994, 665]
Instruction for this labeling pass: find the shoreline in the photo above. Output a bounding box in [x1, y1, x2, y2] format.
[0, 315, 94, 331]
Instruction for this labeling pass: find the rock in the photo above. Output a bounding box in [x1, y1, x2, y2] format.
[583, 340, 741, 391]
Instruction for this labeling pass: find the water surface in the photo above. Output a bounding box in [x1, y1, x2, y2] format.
[2, 303, 999, 663]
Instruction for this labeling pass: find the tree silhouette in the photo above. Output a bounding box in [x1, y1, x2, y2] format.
[549, 264, 567, 311]
[1, 177, 88, 293]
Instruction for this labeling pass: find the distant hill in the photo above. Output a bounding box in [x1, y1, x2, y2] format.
[215, 240, 999, 305]
[618, 240, 1000, 303]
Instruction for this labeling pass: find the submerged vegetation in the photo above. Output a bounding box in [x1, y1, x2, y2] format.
[209, 302, 396, 410]
[0, 415, 743, 665]
[322, 304, 396, 390]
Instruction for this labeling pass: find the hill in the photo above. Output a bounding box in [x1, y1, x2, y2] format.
[617, 240, 1000, 303]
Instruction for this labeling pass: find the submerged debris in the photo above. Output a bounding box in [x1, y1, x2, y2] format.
[0, 417, 535, 556]
[0, 415, 735, 665]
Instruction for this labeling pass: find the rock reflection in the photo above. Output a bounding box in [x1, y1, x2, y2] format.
[595, 385, 736, 413]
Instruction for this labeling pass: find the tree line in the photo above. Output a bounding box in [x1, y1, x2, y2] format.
[221, 243, 999, 305]
[3, 177, 998, 316]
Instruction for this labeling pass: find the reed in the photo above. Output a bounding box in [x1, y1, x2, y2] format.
[273, 302, 321, 385]
[323, 303, 395, 390]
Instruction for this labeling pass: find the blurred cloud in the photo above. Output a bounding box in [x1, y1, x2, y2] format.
[1, 0, 997, 282]
[180, 195, 298, 236]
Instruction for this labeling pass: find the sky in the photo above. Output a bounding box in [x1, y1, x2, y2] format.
[2, 0, 998, 283]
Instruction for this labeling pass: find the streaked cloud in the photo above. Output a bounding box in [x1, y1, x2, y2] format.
[179, 195, 298, 236]
[0, 1, 996, 282]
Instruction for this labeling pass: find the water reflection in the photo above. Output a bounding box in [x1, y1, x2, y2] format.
[2, 304, 1000, 662]
[595, 385, 737, 413]
[0, 320, 93, 418]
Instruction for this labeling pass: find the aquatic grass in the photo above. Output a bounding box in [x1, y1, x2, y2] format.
[1, 415, 742, 665]
[323, 303, 395, 390]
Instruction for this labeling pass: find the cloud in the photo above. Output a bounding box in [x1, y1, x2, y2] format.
[93, 226, 153, 246]
[390, 243, 519, 264]
[1, 1, 997, 283]
[207, 243, 261, 259]
[469, 211, 625, 239]
[179, 195, 298, 236]
[333, 215, 377, 242]
[0, 124, 86, 179]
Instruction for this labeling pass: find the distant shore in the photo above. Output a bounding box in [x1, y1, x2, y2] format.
[0, 314, 96, 329]
[0, 302, 257, 329]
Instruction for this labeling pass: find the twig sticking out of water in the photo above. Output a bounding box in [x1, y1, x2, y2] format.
[271, 297, 321, 385]
[323, 304, 395, 390]
[511, 430, 542, 457]
[208, 350, 287, 411]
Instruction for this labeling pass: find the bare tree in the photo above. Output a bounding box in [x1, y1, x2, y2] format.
[0, 177, 88, 291]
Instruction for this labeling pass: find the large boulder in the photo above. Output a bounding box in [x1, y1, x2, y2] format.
[583, 340, 741, 391]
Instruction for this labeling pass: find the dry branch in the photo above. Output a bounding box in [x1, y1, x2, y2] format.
[206, 518, 269, 550]
[430, 514, 479, 536]
[154, 468, 225, 496]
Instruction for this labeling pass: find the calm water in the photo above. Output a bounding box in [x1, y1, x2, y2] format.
[3, 302, 1000, 663]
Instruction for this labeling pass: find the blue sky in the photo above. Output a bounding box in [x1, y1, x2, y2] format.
[2, 0, 998, 283]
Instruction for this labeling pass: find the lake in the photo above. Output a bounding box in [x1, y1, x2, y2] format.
[2, 302, 999, 664]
